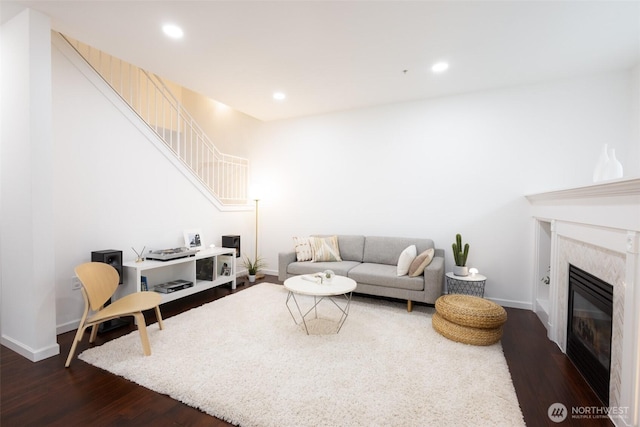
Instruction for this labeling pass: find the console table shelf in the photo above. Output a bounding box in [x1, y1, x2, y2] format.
[118, 247, 236, 304]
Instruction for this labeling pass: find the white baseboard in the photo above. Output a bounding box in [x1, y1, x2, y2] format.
[488, 298, 532, 310]
[1, 335, 60, 362]
[57, 319, 80, 335]
[260, 268, 278, 277]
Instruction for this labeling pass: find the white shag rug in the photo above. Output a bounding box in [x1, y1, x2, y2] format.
[79, 283, 525, 427]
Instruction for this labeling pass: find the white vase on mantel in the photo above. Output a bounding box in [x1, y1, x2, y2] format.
[592, 144, 609, 182]
[601, 148, 623, 181]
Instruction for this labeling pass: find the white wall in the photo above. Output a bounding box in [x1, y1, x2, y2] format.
[1, 9, 59, 361]
[52, 39, 255, 333]
[252, 69, 639, 308]
[9, 22, 638, 347]
[632, 63, 640, 167]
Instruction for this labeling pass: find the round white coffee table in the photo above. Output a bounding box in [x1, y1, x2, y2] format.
[284, 275, 357, 335]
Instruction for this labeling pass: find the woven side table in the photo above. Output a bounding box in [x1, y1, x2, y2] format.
[445, 272, 486, 297]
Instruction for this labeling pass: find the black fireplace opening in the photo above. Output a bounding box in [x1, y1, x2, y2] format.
[567, 264, 613, 406]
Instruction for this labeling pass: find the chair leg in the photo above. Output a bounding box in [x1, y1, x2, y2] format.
[407, 300, 413, 312]
[133, 312, 152, 356]
[89, 324, 99, 343]
[155, 306, 164, 330]
[65, 325, 87, 368]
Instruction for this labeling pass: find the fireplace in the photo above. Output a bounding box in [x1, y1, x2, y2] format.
[567, 264, 613, 406]
[527, 178, 639, 425]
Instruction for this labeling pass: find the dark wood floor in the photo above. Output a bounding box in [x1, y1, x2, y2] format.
[1, 276, 612, 426]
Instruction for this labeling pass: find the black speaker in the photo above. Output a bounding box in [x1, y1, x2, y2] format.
[90, 249, 127, 333]
[91, 249, 123, 284]
[222, 235, 241, 258]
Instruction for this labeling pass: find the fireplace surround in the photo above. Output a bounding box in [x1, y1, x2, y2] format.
[527, 178, 640, 427]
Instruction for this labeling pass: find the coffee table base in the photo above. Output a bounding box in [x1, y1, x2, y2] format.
[286, 291, 353, 335]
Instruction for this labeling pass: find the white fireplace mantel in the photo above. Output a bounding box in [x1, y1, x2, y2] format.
[526, 177, 640, 202]
[526, 177, 640, 232]
[526, 178, 640, 427]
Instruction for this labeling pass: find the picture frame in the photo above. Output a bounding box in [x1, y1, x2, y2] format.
[221, 262, 232, 276]
[183, 229, 203, 250]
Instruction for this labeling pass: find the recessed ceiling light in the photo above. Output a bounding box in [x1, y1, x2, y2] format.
[273, 92, 286, 101]
[431, 62, 449, 73]
[162, 24, 184, 39]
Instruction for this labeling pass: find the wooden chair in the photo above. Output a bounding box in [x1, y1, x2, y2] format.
[65, 262, 164, 367]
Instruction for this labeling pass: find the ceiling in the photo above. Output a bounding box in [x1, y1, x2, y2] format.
[3, 1, 640, 121]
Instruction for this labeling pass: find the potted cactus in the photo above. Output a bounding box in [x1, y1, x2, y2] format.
[452, 233, 470, 276]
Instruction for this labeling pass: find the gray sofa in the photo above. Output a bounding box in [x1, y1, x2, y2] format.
[278, 235, 444, 311]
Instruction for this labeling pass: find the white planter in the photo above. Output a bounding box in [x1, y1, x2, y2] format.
[248, 274, 256, 283]
[453, 266, 469, 277]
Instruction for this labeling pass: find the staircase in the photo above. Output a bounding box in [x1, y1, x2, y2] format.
[60, 33, 249, 208]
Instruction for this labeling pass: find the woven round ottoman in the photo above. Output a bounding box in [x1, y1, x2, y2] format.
[432, 294, 507, 346]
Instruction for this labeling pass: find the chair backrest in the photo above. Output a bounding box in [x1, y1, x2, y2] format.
[74, 262, 120, 311]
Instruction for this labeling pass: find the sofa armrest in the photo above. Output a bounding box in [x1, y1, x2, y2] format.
[278, 252, 297, 282]
[423, 253, 445, 295]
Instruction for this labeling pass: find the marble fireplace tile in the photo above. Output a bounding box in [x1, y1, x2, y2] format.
[556, 237, 625, 408]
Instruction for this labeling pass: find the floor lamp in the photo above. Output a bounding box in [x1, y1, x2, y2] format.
[254, 198, 265, 279]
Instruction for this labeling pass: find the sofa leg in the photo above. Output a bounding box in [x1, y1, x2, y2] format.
[407, 300, 413, 312]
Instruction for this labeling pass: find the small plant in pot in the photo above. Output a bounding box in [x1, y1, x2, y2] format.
[313, 269, 335, 284]
[452, 233, 470, 276]
[243, 256, 267, 283]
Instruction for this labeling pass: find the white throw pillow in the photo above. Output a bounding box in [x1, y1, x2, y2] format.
[397, 245, 417, 276]
[292, 236, 313, 262]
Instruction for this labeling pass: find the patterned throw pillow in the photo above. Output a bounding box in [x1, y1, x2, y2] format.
[309, 236, 342, 262]
[293, 237, 312, 262]
[409, 248, 435, 277]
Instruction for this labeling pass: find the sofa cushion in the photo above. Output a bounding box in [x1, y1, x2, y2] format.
[409, 248, 435, 277]
[292, 236, 313, 262]
[287, 261, 360, 277]
[337, 235, 365, 262]
[397, 245, 417, 276]
[363, 236, 435, 266]
[309, 236, 342, 262]
[349, 263, 425, 291]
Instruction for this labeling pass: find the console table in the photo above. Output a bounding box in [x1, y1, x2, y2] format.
[117, 247, 236, 304]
